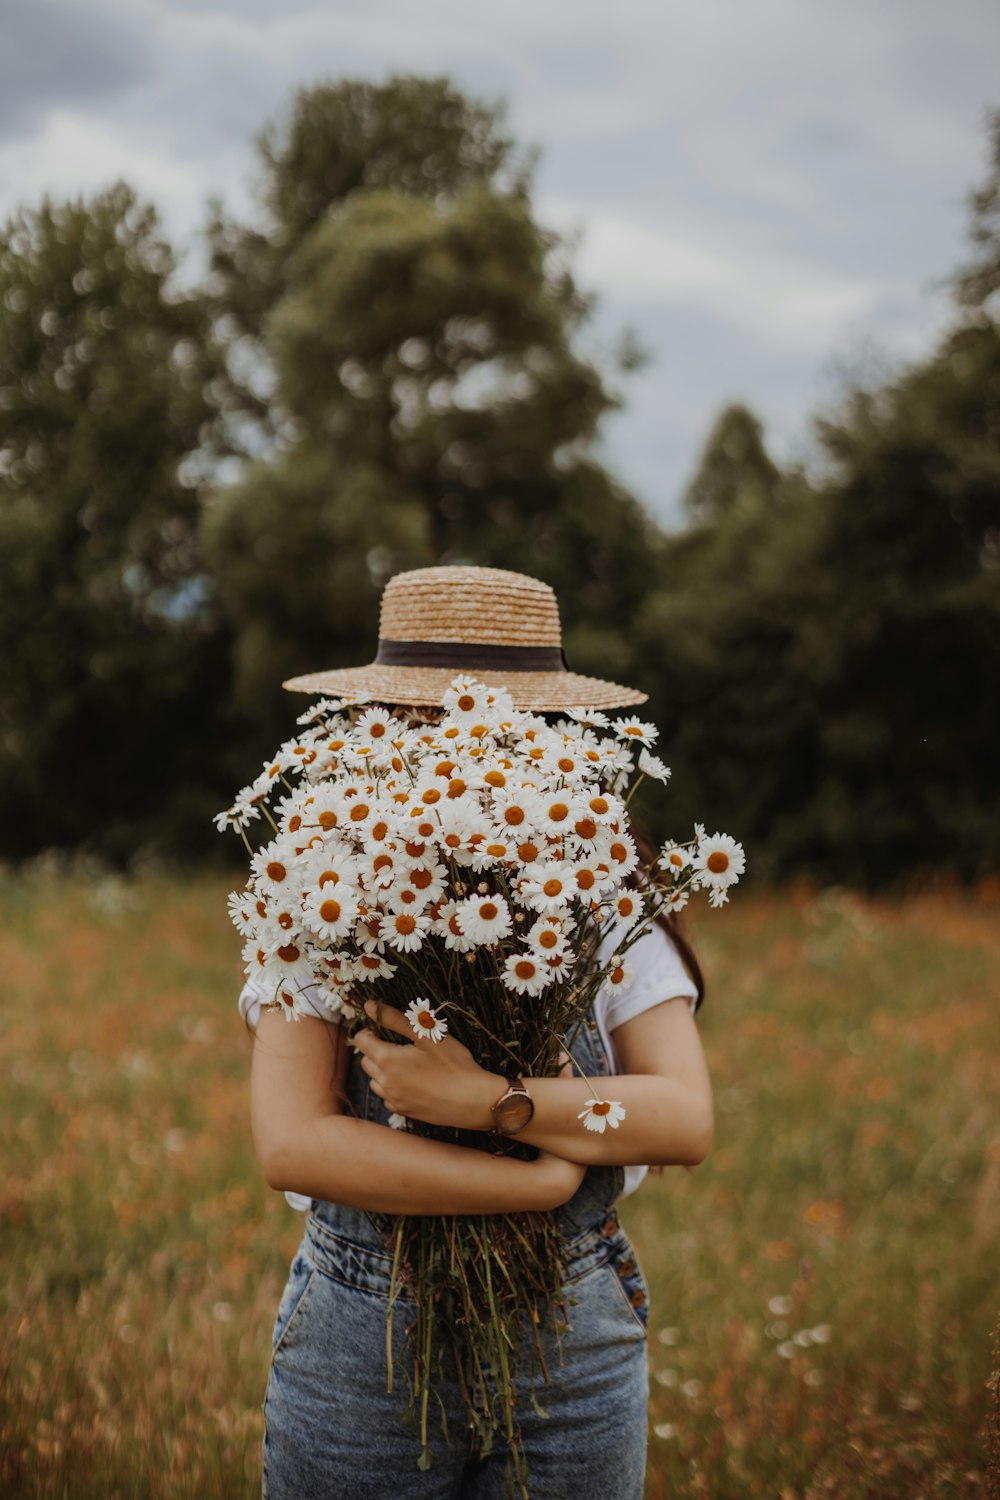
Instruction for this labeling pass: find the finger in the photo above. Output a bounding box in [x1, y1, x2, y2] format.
[363, 999, 414, 1038]
[351, 1028, 391, 1063]
[363, 997, 437, 1049]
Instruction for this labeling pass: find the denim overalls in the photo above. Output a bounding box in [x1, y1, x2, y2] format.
[261, 1009, 651, 1500]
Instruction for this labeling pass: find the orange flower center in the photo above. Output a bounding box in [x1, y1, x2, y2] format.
[479, 902, 498, 921]
[320, 899, 341, 922]
[266, 861, 287, 881]
[395, 914, 416, 934]
[592, 1101, 611, 1115]
[515, 960, 536, 979]
[707, 851, 730, 873]
[543, 879, 563, 897]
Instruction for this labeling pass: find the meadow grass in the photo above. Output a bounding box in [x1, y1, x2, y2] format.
[0, 863, 997, 1497]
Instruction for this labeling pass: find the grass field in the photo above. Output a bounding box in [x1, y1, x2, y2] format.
[1, 860, 998, 1498]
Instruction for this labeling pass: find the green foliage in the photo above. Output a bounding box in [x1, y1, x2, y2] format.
[0, 181, 232, 863]
[641, 318, 1000, 887]
[200, 77, 658, 756]
[681, 402, 781, 525]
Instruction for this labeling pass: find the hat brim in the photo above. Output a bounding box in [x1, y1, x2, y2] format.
[280, 662, 648, 711]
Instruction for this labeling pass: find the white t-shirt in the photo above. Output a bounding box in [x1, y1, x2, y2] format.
[238, 916, 700, 1210]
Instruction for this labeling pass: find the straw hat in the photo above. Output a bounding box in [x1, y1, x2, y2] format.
[281, 565, 648, 710]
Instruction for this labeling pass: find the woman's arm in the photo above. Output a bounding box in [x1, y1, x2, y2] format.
[248, 1008, 585, 1215]
[354, 995, 714, 1169]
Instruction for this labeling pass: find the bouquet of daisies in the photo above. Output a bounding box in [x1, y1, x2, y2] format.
[216, 675, 744, 1489]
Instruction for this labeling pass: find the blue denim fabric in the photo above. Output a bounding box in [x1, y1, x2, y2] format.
[261, 1012, 650, 1499]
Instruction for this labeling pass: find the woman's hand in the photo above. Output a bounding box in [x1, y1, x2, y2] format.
[351, 999, 503, 1130]
[530, 1149, 587, 1208]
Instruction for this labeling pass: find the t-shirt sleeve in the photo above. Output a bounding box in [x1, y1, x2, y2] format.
[601, 919, 701, 1033]
[237, 964, 343, 1030]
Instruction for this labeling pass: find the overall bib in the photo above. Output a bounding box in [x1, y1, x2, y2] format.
[261, 1010, 651, 1499]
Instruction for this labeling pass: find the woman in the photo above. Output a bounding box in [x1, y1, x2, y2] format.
[238, 565, 715, 1499]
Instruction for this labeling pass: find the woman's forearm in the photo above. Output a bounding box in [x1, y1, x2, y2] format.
[470, 1072, 714, 1168]
[262, 1113, 573, 1215]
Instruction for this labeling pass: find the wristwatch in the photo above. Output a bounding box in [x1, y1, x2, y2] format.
[490, 1074, 535, 1136]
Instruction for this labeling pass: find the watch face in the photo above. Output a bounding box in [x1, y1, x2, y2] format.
[497, 1090, 534, 1134]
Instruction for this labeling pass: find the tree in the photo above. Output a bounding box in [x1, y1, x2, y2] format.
[199, 78, 659, 741]
[0, 181, 230, 864]
[681, 402, 781, 526]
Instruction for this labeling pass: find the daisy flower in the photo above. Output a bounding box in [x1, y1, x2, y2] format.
[659, 886, 691, 913]
[226, 889, 258, 934]
[353, 951, 398, 981]
[566, 707, 611, 728]
[614, 717, 658, 747]
[405, 998, 449, 1042]
[526, 915, 572, 957]
[501, 951, 551, 996]
[295, 696, 351, 725]
[580, 790, 625, 826]
[213, 797, 262, 834]
[637, 749, 671, 783]
[604, 953, 631, 988]
[431, 900, 479, 953]
[610, 889, 644, 928]
[603, 831, 640, 880]
[443, 677, 492, 723]
[491, 787, 540, 835]
[577, 1098, 627, 1133]
[302, 886, 360, 942]
[531, 790, 584, 838]
[691, 832, 745, 891]
[385, 911, 431, 953]
[355, 706, 396, 742]
[250, 836, 306, 901]
[456, 892, 514, 945]
[518, 860, 576, 915]
[658, 842, 690, 879]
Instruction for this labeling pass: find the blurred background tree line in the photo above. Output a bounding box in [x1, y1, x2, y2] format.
[0, 76, 997, 888]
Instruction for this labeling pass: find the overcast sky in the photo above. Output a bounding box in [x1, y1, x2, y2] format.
[2, 0, 997, 525]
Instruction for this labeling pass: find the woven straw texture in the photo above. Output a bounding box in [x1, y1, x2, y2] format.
[281, 565, 648, 710]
